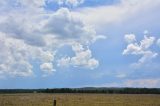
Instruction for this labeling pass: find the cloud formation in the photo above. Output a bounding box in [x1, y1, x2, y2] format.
[43, 8, 99, 44]
[124, 34, 136, 44]
[57, 43, 99, 69]
[73, 0, 160, 30]
[0, 0, 104, 77]
[0, 32, 33, 77]
[123, 33, 158, 67]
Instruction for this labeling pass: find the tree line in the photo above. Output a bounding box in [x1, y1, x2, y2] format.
[0, 88, 160, 94]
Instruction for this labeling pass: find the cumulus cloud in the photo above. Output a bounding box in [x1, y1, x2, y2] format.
[0, 31, 58, 77]
[123, 33, 158, 67]
[57, 43, 99, 69]
[124, 34, 136, 44]
[140, 35, 155, 50]
[70, 44, 99, 69]
[123, 43, 141, 55]
[40, 63, 55, 73]
[44, 7, 103, 69]
[44, 8, 101, 44]
[0, 32, 33, 77]
[0, 17, 45, 46]
[57, 57, 71, 67]
[0, 0, 103, 77]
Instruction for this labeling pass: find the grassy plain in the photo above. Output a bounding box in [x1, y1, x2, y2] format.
[0, 93, 160, 106]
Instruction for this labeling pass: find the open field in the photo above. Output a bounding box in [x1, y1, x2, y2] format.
[0, 93, 160, 106]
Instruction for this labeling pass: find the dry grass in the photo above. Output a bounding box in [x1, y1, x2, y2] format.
[0, 93, 160, 106]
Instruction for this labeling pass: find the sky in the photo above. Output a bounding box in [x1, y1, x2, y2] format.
[0, 0, 160, 88]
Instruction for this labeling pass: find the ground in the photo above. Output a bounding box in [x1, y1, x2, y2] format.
[0, 94, 160, 106]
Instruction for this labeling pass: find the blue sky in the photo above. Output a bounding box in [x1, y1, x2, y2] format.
[0, 0, 160, 88]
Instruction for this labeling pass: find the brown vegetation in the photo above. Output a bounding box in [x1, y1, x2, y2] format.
[0, 93, 160, 106]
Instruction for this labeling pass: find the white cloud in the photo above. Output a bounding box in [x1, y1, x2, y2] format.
[0, 1, 103, 77]
[123, 43, 141, 55]
[124, 34, 136, 44]
[58, 43, 99, 69]
[40, 51, 55, 62]
[123, 35, 155, 55]
[40, 63, 55, 73]
[57, 57, 71, 67]
[0, 17, 45, 46]
[138, 51, 157, 63]
[72, 0, 160, 31]
[140, 35, 155, 50]
[0, 32, 33, 77]
[0, 31, 58, 77]
[70, 48, 99, 69]
[44, 8, 103, 69]
[44, 8, 102, 44]
[123, 33, 158, 67]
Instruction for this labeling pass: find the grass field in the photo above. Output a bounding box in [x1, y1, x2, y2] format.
[0, 93, 160, 106]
